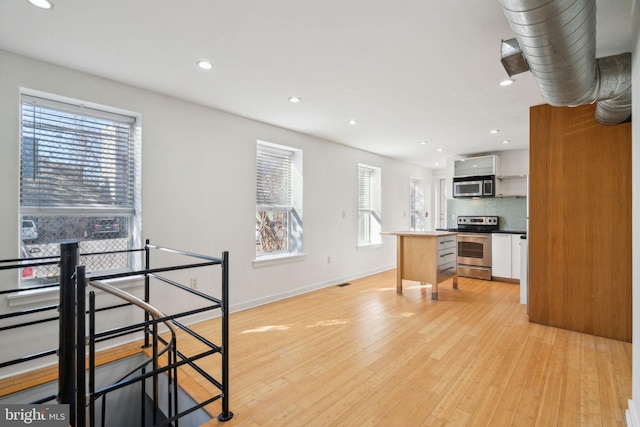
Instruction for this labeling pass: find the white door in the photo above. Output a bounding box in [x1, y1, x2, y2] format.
[437, 178, 447, 228]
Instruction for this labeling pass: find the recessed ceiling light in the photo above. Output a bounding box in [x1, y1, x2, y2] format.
[419, 141, 427, 145]
[490, 129, 500, 134]
[499, 79, 514, 86]
[28, 0, 53, 9]
[435, 163, 440, 167]
[437, 148, 444, 152]
[348, 119, 358, 125]
[501, 140, 511, 144]
[197, 60, 213, 70]
[288, 97, 301, 103]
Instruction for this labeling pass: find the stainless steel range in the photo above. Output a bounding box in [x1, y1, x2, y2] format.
[456, 215, 498, 280]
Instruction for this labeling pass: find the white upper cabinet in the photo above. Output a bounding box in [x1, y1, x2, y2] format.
[495, 150, 529, 197]
[498, 150, 528, 175]
[454, 155, 500, 177]
[496, 175, 528, 197]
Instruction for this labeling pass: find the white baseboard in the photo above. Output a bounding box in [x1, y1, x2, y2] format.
[230, 264, 394, 313]
[627, 400, 640, 427]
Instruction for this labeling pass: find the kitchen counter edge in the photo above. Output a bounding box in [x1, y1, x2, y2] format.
[435, 228, 526, 235]
[381, 231, 459, 237]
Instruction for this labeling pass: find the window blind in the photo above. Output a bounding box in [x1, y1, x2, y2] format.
[410, 178, 425, 211]
[410, 177, 425, 230]
[20, 95, 136, 213]
[256, 144, 293, 207]
[358, 165, 373, 211]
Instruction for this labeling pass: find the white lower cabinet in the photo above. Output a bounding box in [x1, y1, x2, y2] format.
[511, 234, 522, 280]
[491, 234, 511, 278]
[491, 233, 525, 280]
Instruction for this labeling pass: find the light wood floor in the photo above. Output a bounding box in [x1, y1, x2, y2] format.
[2, 269, 631, 426]
[173, 269, 632, 427]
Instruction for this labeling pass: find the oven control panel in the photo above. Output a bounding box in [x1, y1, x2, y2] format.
[457, 215, 498, 226]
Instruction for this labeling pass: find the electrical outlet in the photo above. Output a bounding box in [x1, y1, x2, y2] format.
[190, 278, 198, 289]
[327, 256, 331, 264]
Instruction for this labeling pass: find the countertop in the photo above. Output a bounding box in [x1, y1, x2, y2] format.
[436, 228, 526, 235]
[381, 230, 458, 237]
[491, 229, 526, 235]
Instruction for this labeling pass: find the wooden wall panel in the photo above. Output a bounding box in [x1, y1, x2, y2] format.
[529, 103, 631, 342]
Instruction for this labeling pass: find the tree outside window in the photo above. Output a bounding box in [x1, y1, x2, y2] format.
[256, 141, 303, 257]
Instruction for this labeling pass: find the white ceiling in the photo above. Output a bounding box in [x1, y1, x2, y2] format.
[0, 0, 633, 169]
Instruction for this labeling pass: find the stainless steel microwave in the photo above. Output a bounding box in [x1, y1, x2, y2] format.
[453, 175, 495, 198]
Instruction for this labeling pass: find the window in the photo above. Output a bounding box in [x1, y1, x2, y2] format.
[256, 141, 303, 258]
[357, 164, 382, 246]
[410, 177, 426, 231]
[19, 93, 141, 285]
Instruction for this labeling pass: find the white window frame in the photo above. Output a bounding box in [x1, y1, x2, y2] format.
[255, 140, 303, 263]
[410, 177, 426, 231]
[18, 89, 142, 287]
[357, 163, 382, 247]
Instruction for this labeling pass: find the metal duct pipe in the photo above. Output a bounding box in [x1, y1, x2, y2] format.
[595, 53, 632, 124]
[499, 0, 631, 125]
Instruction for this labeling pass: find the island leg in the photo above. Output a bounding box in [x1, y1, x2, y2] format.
[453, 274, 459, 290]
[396, 236, 403, 294]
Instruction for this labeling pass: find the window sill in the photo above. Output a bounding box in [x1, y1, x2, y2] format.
[357, 243, 383, 251]
[7, 275, 144, 308]
[253, 253, 305, 268]
[6, 285, 60, 309]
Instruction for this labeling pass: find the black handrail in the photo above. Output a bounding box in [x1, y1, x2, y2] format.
[89, 242, 232, 424]
[148, 272, 222, 304]
[0, 304, 58, 319]
[146, 243, 222, 262]
[75, 265, 87, 427]
[0, 241, 233, 425]
[58, 242, 78, 427]
[219, 251, 232, 421]
[0, 349, 57, 370]
[0, 259, 59, 271]
[88, 276, 179, 426]
[0, 301, 135, 369]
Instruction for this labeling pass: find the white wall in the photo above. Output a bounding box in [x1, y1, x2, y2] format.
[628, 0, 640, 424]
[0, 50, 432, 375]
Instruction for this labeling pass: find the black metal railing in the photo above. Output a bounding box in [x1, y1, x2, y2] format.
[0, 241, 233, 426]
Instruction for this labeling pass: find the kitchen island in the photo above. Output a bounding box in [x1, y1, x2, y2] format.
[381, 231, 458, 300]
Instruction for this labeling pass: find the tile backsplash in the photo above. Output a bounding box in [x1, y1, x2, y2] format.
[447, 198, 527, 231]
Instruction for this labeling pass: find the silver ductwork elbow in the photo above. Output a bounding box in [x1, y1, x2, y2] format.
[499, 0, 631, 125]
[594, 53, 632, 125]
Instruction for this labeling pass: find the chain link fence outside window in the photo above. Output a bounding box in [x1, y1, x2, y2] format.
[21, 215, 131, 285]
